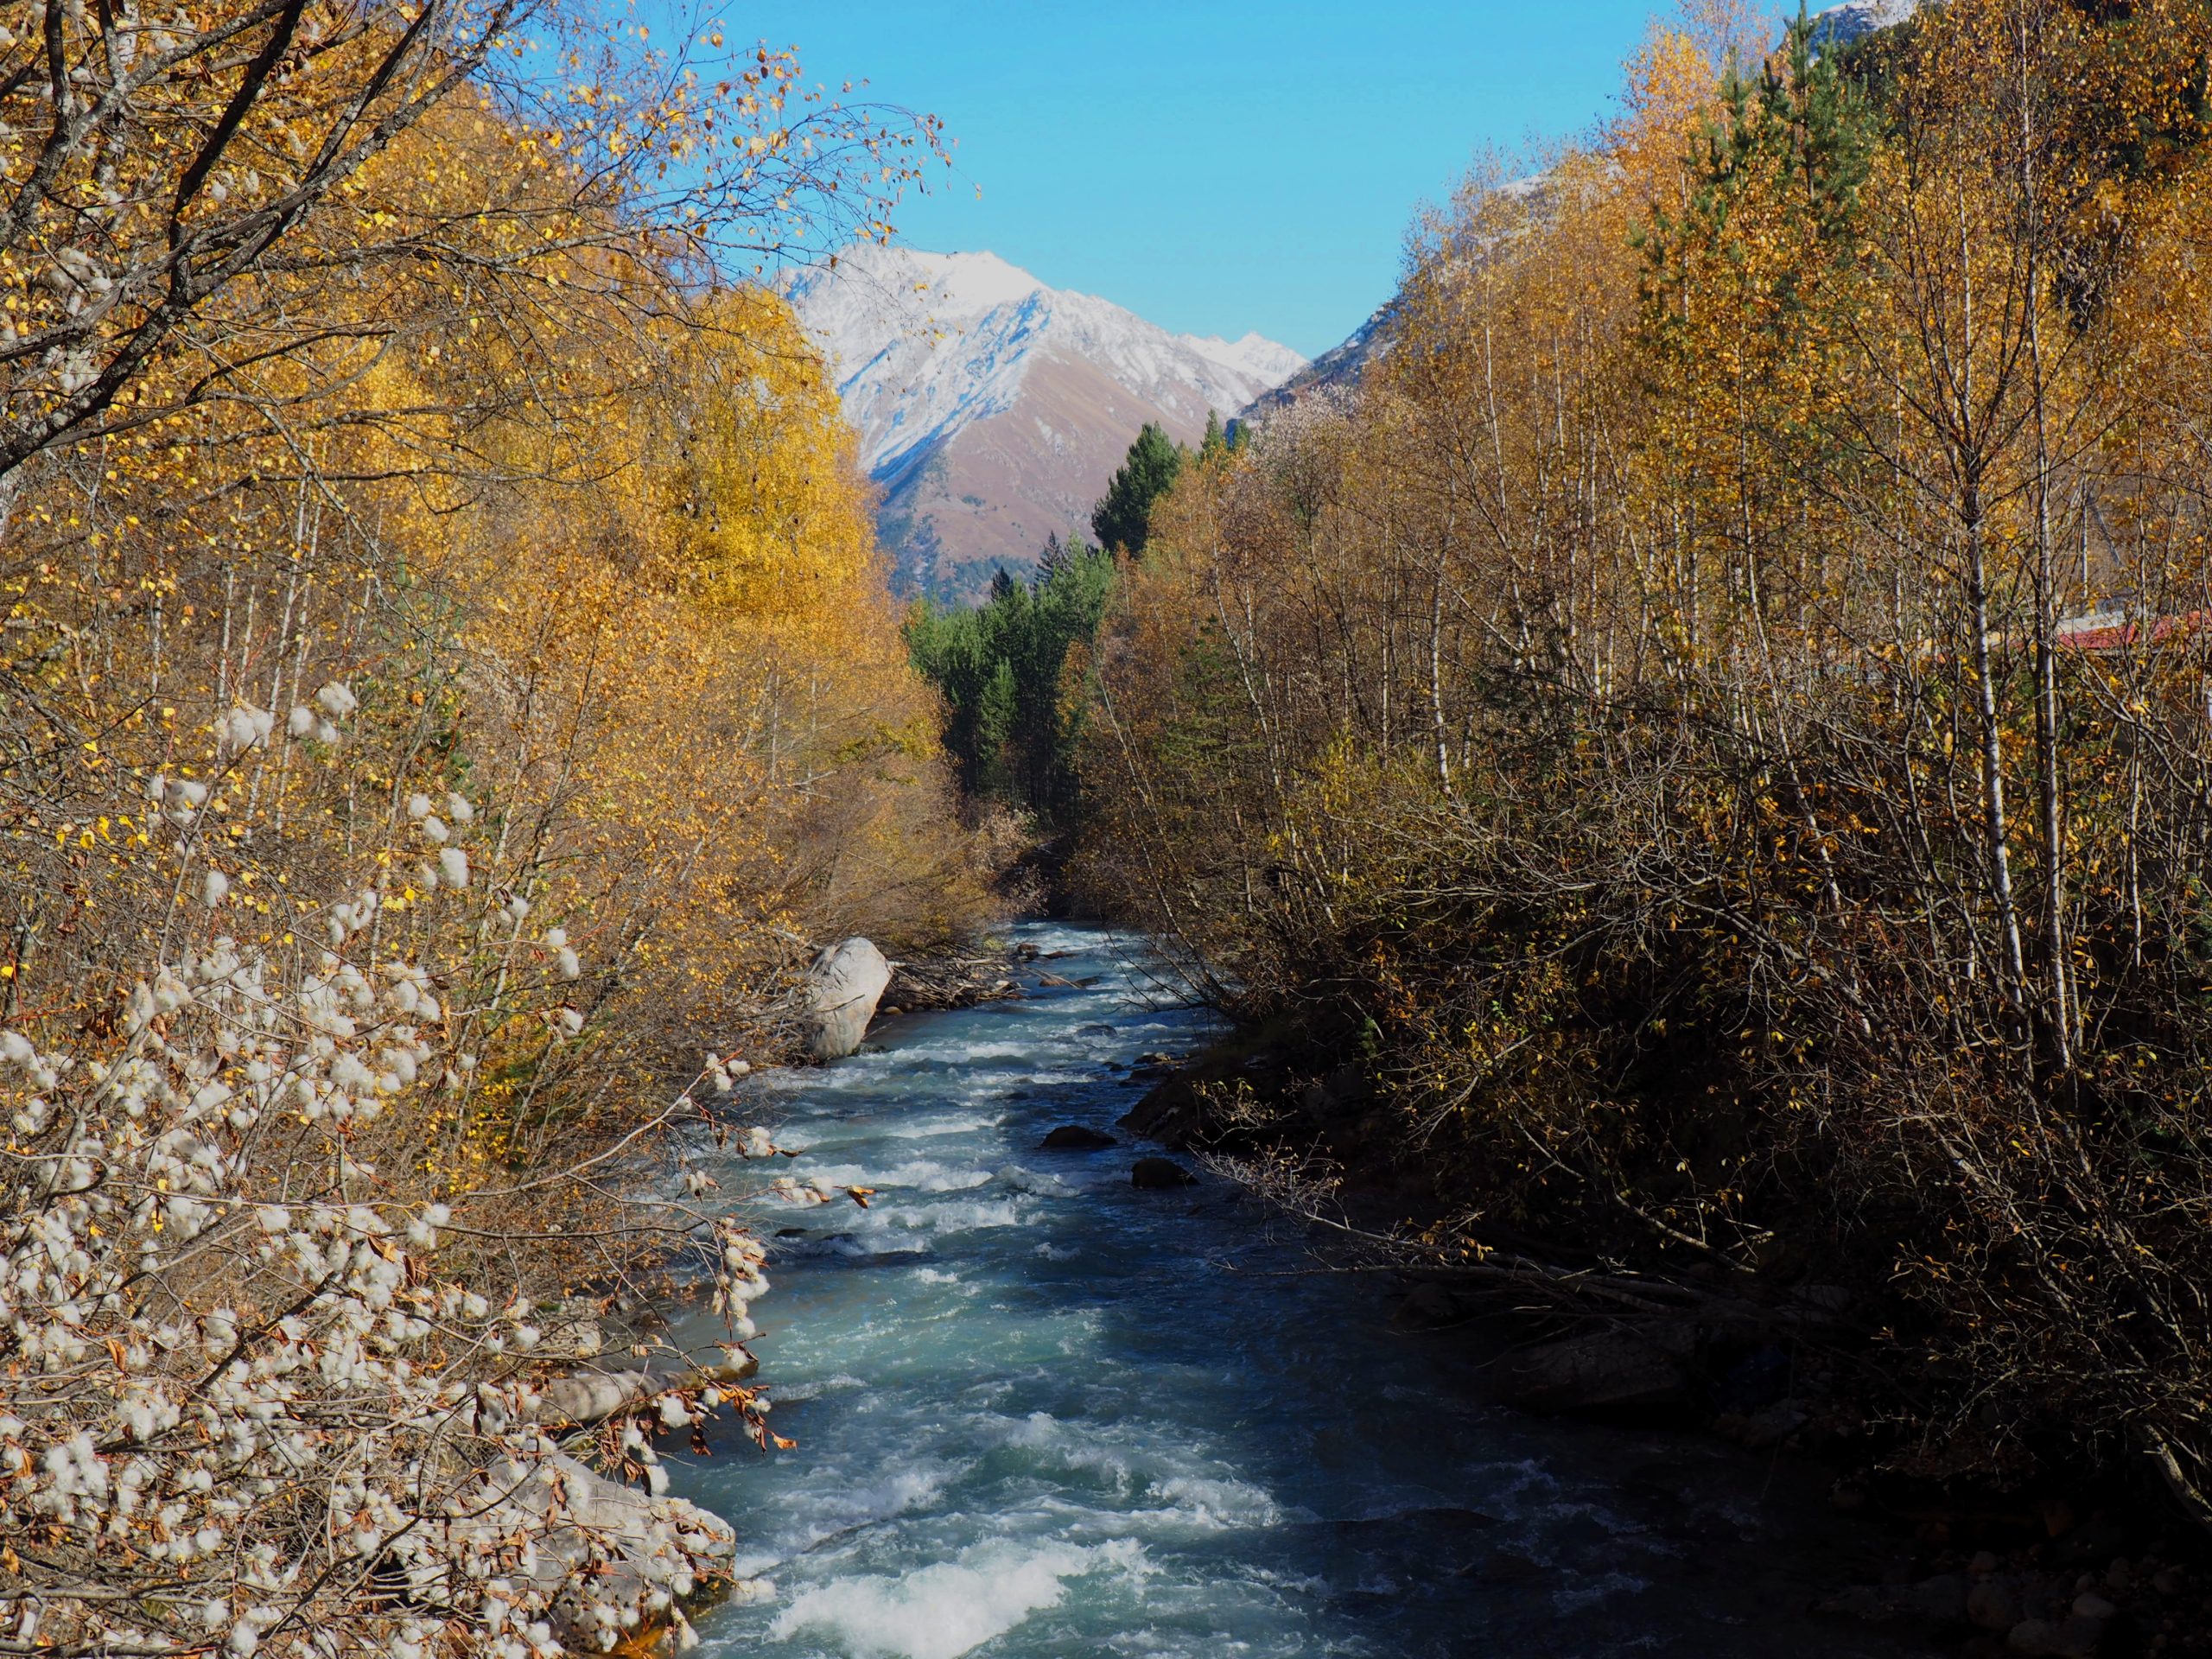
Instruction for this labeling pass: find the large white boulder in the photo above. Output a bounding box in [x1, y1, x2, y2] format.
[803, 938, 892, 1060]
[471, 1452, 736, 1649]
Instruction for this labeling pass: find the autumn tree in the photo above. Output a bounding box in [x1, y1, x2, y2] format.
[0, 5, 993, 1652]
[0, 0, 944, 487]
[1073, 0, 2212, 1522]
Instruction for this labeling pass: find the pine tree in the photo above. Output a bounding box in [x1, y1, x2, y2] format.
[1199, 409, 1229, 463]
[1090, 423, 1185, 556]
[975, 658, 1020, 800]
[1037, 531, 1074, 583]
[904, 536, 1116, 822]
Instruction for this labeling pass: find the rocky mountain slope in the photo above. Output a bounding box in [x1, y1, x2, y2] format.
[1810, 0, 1922, 47]
[1233, 296, 1397, 428]
[1235, 1, 1926, 432]
[787, 245, 1303, 601]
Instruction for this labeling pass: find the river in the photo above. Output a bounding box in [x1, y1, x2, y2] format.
[667, 924, 1936, 1658]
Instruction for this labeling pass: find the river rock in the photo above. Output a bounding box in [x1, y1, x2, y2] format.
[2006, 1615, 2105, 1656]
[1041, 1124, 1117, 1150]
[1905, 1573, 1971, 1621]
[1819, 1574, 1968, 1624]
[1398, 1282, 1479, 1329]
[1737, 1399, 1809, 1449]
[1971, 1575, 2025, 1630]
[1490, 1325, 1694, 1415]
[473, 1452, 734, 1652]
[803, 938, 892, 1060]
[1131, 1155, 1198, 1189]
[2053, 1513, 2128, 1565]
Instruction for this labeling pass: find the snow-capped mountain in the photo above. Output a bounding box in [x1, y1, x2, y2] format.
[786, 245, 1305, 600]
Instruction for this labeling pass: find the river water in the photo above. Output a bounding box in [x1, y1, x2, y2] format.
[669, 924, 1936, 1659]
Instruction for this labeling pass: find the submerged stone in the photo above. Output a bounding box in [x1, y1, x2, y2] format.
[1131, 1155, 1197, 1189]
[1041, 1124, 1116, 1150]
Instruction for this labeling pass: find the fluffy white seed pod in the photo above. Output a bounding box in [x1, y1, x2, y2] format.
[201, 871, 230, 908]
[542, 927, 568, 951]
[420, 817, 448, 844]
[437, 849, 469, 888]
[556, 1008, 582, 1037]
[447, 792, 475, 824]
[405, 793, 432, 821]
[315, 682, 357, 718]
[555, 948, 580, 981]
[221, 706, 270, 753]
[287, 705, 316, 739]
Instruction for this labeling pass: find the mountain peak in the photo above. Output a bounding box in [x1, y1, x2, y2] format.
[788, 246, 1304, 600]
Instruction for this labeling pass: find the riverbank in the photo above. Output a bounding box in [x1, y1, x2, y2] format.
[1118, 1019, 2212, 1657]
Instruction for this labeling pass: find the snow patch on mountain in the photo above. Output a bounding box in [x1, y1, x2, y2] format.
[787, 245, 1305, 487]
[1811, 0, 1922, 47]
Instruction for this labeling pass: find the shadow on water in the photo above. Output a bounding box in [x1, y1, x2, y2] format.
[664, 924, 1941, 1659]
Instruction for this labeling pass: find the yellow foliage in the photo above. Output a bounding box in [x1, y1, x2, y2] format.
[0, 27, 993, 1211]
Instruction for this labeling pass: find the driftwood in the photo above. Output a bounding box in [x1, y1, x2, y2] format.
[885, 955, 1022, 1013]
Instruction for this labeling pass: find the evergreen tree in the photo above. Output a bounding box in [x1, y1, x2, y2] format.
[1090, 423, 1185, 556]
[1037, 531, 1074, 582]
[1199, 409, 1229, 463]
[974, 658, 1020, 800]
[905, 534, 1118, 823]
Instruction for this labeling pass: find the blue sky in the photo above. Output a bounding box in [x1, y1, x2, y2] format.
[709, 2, 1708, 358]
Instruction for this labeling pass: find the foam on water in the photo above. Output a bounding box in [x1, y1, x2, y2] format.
[733, 1462, 965, 1579]
[770, 1540, 1147, 1659]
